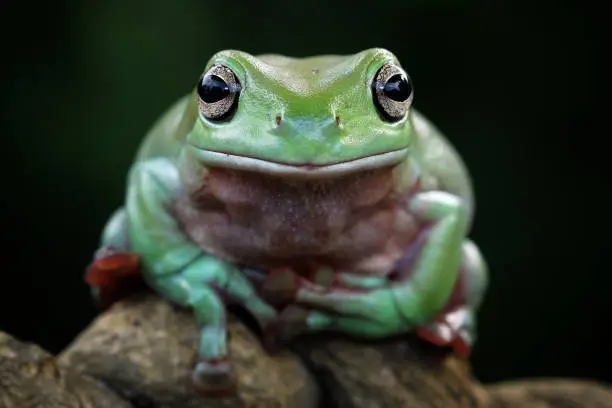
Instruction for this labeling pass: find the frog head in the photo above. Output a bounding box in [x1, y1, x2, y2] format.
[184, 48, 415, 178]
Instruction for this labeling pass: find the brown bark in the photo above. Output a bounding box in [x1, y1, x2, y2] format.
[58, 294, 318, 408]
[2, 293, 611, 407]
[0, 332, 130, 408]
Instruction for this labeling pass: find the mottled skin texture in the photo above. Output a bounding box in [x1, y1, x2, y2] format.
[86, 48, 488, 395]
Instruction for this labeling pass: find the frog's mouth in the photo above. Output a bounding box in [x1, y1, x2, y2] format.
[188, 146, 409, 178]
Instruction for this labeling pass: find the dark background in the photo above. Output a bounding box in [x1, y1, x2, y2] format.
[1, 0, 603, 384]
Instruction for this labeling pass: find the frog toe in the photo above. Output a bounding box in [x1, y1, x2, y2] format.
[415, 306, 474, 358]
[260, 267, 302, 306]
[261, 305, 311, 353]
[416, 324, 472, 357]
[191, 356, 237, 397]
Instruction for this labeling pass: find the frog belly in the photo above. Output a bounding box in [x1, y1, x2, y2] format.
[172, 167, 422, 275]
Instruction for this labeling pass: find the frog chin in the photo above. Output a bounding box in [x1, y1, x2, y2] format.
[187, 146, 409, 179]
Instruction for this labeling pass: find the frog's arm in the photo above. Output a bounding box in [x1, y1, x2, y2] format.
[104, 95, 276, 392]
[88, 94, 197, 304]
[297, 188, 468, 330]
[296, 111, 486, 340]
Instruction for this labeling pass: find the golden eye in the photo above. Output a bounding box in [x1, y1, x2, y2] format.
[371, 63, 414, 122]
[197, 65, 241, 122]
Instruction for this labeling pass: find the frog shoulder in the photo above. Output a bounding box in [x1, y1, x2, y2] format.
[133, 92, 198, 165]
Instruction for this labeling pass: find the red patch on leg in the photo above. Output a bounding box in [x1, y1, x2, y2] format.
[191, 356, 237, 397]
[204, 356, 230, 366]
[452, 335, 471, 358]
[415, 322, 472, 358]
[416, 325, 450, 347]
[415, 269, 472, 357]
[85, 253, 140, 286]
[85, 253, 146, 310]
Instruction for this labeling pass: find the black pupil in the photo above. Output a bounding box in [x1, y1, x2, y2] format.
[383, 74, 411, 102]
[198, 74, 230, 103]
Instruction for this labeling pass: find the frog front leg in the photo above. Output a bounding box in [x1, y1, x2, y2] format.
[292, 191, 474, 339]
[414, 239, 488, 357]
[115, 158, 276, 395]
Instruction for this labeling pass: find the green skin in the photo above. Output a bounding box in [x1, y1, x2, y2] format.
[94, 48, 488, 394]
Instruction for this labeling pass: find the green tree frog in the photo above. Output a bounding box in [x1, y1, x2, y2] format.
[85, 48, 488, 396]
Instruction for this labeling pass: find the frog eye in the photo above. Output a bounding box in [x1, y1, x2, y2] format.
[197, 65, 241, 122]
[371, 63, 414, 122]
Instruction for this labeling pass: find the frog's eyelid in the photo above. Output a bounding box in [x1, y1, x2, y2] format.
[216, 59, 248, 86]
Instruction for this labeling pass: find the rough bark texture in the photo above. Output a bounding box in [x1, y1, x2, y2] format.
[0, 332, 130, 408]
[290, 333, 488, 407]
[2, 293, 612, 408]
[486, 380, 612, 408]
[58, 295, 318, 408]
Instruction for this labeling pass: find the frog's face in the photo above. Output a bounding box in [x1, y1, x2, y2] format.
[185, 48, 414, 178]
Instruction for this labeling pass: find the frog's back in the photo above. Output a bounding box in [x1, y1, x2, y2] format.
[132, 93, 198, 165]
[410, 110, 475, 221]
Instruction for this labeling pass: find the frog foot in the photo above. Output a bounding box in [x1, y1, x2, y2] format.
[260, 267, 311, 306]
[261, 305, 311, 353]
[415, 306, 473, 358]
[191, 356, 237, 397]
[84, 248, 145, 310]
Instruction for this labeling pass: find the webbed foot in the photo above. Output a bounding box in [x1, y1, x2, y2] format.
[192, 356, 237, 396]
[261, 305, 311, 353]
[260, 267, 303, 306]
[415, 306, 473, 357]
[415, 239, 488, 358]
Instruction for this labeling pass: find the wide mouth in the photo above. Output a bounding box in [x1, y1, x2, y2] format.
[187, 146, 409, 178]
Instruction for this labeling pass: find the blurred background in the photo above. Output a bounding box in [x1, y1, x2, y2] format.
[2, 0, 602, 384]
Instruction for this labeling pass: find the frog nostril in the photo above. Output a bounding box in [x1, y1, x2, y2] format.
[275, 114, 282, 127]
[335, 115, 343, 130]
